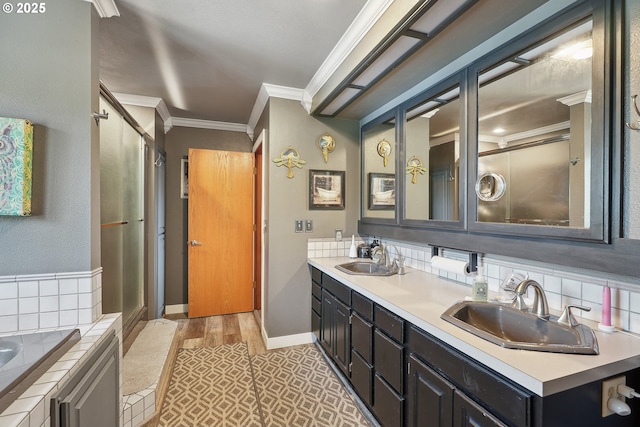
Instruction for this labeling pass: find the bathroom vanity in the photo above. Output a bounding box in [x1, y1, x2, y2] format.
[310, 258, 640, 427]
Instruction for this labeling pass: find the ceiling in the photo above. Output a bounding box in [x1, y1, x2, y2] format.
[99, 0, 370, 127]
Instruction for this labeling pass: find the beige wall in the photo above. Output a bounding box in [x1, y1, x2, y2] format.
[164, 127, 253, 305]
[265, 98, 359, 338]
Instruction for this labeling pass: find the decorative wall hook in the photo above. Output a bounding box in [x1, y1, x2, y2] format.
[626, 95, 640, 130]
[272, 146, 306, 179]
[318, 134, 335, 163]
[92, 109, 109, 126]
[406, 156, 427, 184]
[377, 139, 391, 167]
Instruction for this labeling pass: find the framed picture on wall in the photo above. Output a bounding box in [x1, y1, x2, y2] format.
[368, 172, 395, 210]
[309, 170, 345, 210]
[180, 158, 189, 199]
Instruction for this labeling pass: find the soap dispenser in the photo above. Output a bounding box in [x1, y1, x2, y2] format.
[472, 265, 488, 302]
[349, 235, 358, 258]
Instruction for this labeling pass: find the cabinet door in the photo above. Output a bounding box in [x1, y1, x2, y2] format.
[374, 329, 404, 394]
[320, 289, 334, 354]
[373, 373, 404, 427]
[453, 390, 507, 427]
[407, 354, 454, 427]
[334, 298, 351, 376]
[351, 349, 373, 406]
[352, 311, 373, 363]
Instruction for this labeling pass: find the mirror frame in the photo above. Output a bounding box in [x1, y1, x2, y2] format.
[399, 72, 467, 231]
[467, 1, 609, 242]
[360, 110, 399, 225]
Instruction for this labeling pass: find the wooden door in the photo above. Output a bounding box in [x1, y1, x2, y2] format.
[188, 149, 254, 318]
[253, 147, 262, 311]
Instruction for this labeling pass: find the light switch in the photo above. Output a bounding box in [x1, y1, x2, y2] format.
[295, 220, 304, 233]
[305, 220, 313, 232]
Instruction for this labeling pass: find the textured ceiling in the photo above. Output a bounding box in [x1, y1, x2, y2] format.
[99, 0, 368, 124]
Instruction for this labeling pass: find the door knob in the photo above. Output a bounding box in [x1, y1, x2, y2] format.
[188, 240, 203, 246]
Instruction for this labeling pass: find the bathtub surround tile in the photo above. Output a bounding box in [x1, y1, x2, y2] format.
[0, 282, 18, 299]
[308, 237, 640, 334]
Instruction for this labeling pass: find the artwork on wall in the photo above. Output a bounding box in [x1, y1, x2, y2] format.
[0, 117, 33, 216]
[309, 170, 345, 210]
[369, 172, 395, 210]
[273, 146, 306, 179]
[180, 158, 188, 199]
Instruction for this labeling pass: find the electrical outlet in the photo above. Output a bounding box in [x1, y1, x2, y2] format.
[335, 229, 343, 241]
[305, 220, 313, 232]
[295, 220, 303, 233]
[602, 376, 626, 417]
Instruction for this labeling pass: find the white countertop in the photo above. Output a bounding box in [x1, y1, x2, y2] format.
[309, 257, 640, 397]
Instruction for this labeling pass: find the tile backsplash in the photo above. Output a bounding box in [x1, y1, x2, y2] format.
[308, 237, 640, 335]
[0, 268, 103, 334]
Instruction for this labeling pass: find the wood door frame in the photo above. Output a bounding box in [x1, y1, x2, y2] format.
[252, 130, 267, 328]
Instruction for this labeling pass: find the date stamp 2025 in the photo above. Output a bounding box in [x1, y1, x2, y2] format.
[2, 2, 46, 14]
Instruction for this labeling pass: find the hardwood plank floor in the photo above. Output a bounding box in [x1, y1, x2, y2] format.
[164, 310, 267, 355]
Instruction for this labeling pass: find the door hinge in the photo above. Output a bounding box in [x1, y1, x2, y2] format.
[253, 224, 257, 232]
[407, 362, 411, 374]
[349, 362, 352, 373]
[349, 314, 353, 324]
[253, 281, 257, 289]
[253, 167, 257, 175]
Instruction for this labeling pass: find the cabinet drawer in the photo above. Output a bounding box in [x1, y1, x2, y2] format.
[312, 281, 322, 300]
[351, 312, 373, 363]
[374, 329, 404, 394]
[311, 265, 322, 284]
[407, 326, 530, 427]
[323, 274, 351, 305]
[311, 295, 321, 315]
[375, 304, 404, 343]
[373, 373, 404, 427]
[351, 350, 373, 406]
[352, 291, 373, 320]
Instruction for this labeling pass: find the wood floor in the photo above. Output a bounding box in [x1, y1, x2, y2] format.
[164, 310, 267, 355]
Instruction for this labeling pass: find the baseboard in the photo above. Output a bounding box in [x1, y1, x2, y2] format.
[165, 304, 188, 315]
[263, 331, 315, 350]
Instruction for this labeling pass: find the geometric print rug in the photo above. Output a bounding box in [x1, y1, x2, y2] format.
[158, 343, 371, 427]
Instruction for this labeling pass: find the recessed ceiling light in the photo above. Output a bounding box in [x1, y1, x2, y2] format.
[493, 127, 505, 134]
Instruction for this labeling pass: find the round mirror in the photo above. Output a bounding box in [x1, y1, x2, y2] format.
[476, 172, 506, 201]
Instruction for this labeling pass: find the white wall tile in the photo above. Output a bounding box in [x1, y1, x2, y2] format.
[18, 314, 38, 331]
[19, 281, 38, 298]
[562, 279, 582, 299]
[543, 275, 562, 293]
[630, 291, 640, 314]
[0, 316, 18, 333]
[0, 282, 18, 299]
[38, 281, 58, 297]
[58, 279, 78, 295]
[582, 283, 602, 304]
[78, 278, 92, 293]
[39, 312, 59, 329]
[59, 310, 78, 327]
[59, 295, 78, 310]
[39, 296, 58, 313]
[0, 299, 18, 316]
[19, 297, 38, 314]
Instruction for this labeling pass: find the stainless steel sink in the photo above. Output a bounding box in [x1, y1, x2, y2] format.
[335, 261, 396, 276]
[441, 300, 599, 355]
[0, 341, 21, 369]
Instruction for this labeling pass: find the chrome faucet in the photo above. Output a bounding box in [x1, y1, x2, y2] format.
[385, 244, 406, 275]
[512, 279, 549, 320]
[371, 246, 386, 265]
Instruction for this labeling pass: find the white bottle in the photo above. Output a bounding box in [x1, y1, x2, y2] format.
[472, 265, 488, 301]
[349, 235, 358, 258]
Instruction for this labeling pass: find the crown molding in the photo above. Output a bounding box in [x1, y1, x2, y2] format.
[84, 0, 119, 18]
[304, 0, 393, 102]
[112, 92, 172, 123]
[167, 117, 250, 135]
[247, 83, 305, 136]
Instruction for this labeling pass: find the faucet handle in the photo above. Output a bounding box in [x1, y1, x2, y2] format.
[558, 304, 591, 327]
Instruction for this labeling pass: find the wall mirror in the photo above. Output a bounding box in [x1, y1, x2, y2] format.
[403, 81, 463, 224]
[362, 115, 397, 220]
[472, 12, 606, 241]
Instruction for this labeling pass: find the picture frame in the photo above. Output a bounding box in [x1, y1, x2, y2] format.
[309, 170, 345, 210]
[180, 158, 189, 199]
[368, 172, 395, 210]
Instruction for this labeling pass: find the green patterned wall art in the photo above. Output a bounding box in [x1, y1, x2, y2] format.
[0, 117, 33, 216]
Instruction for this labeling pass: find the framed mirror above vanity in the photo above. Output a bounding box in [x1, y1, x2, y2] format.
[356, 0, 640, 276]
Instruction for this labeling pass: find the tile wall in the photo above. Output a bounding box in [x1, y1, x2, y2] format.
[0, 269, 103, 334]
[307, 237, 640, 335]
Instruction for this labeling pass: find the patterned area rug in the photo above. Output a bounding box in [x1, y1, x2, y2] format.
[158, 342, 262, 427]
[251, 345, 371, 427]
[158, 343, 371, 427]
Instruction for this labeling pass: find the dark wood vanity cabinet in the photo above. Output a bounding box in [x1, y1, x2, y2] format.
[318, 272, 351, 378]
